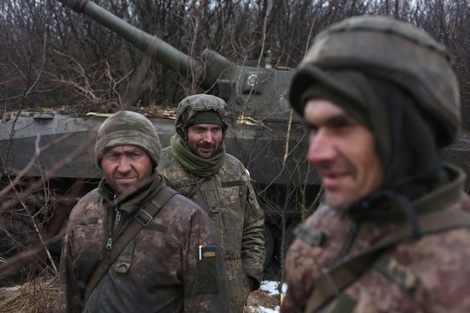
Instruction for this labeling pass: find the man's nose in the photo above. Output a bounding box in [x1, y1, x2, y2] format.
[306, 130, 336, 166]
[117, 156, 132, 172]
[202, 131, 214, 142]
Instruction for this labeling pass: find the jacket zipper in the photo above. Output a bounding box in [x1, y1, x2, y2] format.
[106, 196, 121, 250]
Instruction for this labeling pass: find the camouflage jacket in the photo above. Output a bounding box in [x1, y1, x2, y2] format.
[281, 164, 470, 313]
[53, 177, 230, 313]
[158, 148, 265, 313]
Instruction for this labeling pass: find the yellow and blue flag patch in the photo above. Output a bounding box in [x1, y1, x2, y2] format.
[202, 246, 216, 258]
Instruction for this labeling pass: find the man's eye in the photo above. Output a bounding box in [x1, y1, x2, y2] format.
[330, 118, 356, 132]
[338, 120, 353, 128]
[128, 150, 147, 159]
[104, 154, 119, 161]
[308, 125, 318, 136]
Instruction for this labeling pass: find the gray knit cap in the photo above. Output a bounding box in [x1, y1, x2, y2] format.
[95, 111, 161, 168]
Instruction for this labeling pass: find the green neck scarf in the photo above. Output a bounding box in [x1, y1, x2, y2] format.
[170, 134, 225, 177]
[99, 173, 164, 213]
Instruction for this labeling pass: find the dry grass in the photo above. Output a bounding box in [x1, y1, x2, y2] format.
[244, 288, 281, 313]
[0, 275, 280, 313]
[0, 276, 58, 313]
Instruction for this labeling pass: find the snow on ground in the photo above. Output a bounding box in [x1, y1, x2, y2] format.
[261, 281, 287, 313]
[261, 280, 287, 296]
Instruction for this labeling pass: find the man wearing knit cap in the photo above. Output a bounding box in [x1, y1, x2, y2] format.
[158, 94, 266, 313]
[281, 16, 470, 313]
[54, 110, 230, 313]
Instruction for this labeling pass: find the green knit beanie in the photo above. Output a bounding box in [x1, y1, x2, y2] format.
[190, 110, 224, 127]
[95, 111, 162, 168]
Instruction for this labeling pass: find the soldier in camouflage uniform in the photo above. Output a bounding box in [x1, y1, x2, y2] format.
[54, 110, 230, 313]
[281, 16, 470, 313]
[158, 94, 265, 313]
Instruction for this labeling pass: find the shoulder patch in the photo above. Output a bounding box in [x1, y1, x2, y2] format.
[373, 254, 421, 294]
[294, 224, 329, 247]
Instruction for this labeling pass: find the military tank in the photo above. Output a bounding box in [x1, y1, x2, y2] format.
[0, 0, 469, 280]
[0, 0, 319, 277]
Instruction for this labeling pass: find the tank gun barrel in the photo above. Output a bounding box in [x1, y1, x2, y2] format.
[56, 0, 232, 90]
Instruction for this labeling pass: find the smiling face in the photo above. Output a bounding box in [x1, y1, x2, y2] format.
[304, 99, 384, 211]
[100, 145, 154, 196]
[187, 123, 223, 159]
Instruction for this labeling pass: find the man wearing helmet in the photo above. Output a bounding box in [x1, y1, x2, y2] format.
[54, 111, 230, 313]
[158, 94, 266, 313]
[281, 16, 470, 313]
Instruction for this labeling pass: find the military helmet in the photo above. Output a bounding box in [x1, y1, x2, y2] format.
[175, 94, 229, 141]
[289, 15, 460, 147]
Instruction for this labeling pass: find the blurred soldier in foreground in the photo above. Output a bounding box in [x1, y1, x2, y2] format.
[158, 94, 265, 313]
[281, 16, 470, 313]
[54, 111, 229, 313]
